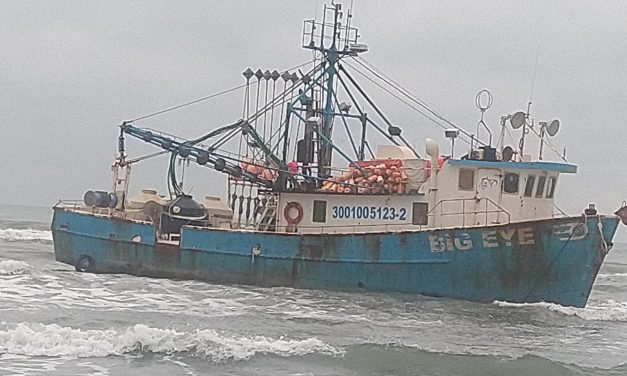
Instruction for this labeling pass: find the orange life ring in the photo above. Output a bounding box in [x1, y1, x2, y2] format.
[284, 202, 304, 224]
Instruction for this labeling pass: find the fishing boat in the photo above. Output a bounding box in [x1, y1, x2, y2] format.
[51, 2, 624, 308]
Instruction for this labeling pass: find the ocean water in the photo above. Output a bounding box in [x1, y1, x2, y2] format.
[0, 204, 626, 375]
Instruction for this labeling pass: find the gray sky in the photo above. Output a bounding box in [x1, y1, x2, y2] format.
[1, 1, 626, 239]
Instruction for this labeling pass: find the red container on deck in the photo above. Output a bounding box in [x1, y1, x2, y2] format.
[425, 156, 447, 178]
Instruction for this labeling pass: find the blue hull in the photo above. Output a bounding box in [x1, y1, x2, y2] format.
[51, 209, 620, 307]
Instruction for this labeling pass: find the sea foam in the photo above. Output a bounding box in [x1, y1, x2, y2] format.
[0, 260, 31, 276]
[494, 299, 627, 321]
[0, 228, 52, 244]
[0, 323, 343, 361]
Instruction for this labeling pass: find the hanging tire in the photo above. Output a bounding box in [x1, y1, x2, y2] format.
[75, 255, 94, 272]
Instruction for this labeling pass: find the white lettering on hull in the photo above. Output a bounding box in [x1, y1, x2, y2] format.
[552, 222, 588, 241]
[428, 223, 582, 253]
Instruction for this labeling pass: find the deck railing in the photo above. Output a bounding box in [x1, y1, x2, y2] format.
[55, 196, 512, 235]
[426, 197, 511, 228]
[53, 200, 153, 224]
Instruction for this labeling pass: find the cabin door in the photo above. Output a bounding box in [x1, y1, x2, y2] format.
[474, 168, 502, 225]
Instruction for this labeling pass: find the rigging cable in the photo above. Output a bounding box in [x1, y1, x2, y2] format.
[242, 63, 324, 161]
[347, 59, 460, 137]
[127, 61, 324, 187]
[238, 74, 252, 157]
[252, 70, 263, 159]
[220, 67, 319, 163]
[529, 44, 540, 103]
[350, 57, 482, 146]
[332, 87, 360, 158]
[269, 72, 278, 147]
[277, 73, 289, 155]
[125, 60, 319, 128]
[129, 84, 250, 123]
[524, 120, 567, 162]
[262, 71, 270, 143]
[353, 57, 457, 125]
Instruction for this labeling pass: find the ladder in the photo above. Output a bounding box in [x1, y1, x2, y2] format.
[255, 200, 278, 231]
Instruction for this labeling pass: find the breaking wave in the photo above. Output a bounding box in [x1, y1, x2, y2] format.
[597, 272, 627, 281]
[0, 323, 343, 361]
[0, 259, 31, 275]
[0, 228, 52, 244]
[494, 299, 627, 321]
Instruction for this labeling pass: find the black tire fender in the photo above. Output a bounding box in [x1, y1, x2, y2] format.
[75, 255, 94, 272]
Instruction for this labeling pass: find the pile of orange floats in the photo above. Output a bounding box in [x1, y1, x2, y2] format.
[320, 159, 409, 194]
[240, 159, 277, 182]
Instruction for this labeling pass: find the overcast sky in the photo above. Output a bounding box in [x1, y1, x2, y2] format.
[1, 1, 626, 238]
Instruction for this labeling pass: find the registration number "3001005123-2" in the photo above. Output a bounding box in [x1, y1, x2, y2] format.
[331, 206, 407, 221]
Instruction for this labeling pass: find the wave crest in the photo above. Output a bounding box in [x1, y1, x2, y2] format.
[0, 323, 343, 361]
[0, 259, 31, 275]
[494, 299, 627, 321]
[0, 228, 52, 244]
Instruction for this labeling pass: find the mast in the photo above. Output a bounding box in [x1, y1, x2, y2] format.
[301, 2, 362, 178]
[319, 4, 341, 178]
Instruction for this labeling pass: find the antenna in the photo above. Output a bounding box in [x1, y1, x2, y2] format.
[538, 119, 560, 160]
[445, 128, 459, 157]
[510, 108, 529, 162]
[529, 45, 540, 102]
[510, 111, 526, 129]
[502, 110, 531, 161]
[473, 89, 493, 155]
[546, 119, 560, 136]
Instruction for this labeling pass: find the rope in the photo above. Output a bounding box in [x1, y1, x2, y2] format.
[262, 75, 270, 142]
[252, 74, 262, 159]
[238, 62, 325, 162]
[344, 61, 456, 138]
[238, 77, 251, 157]
[290, 89, 300, 161]
[121, 150, 168, 166]
[128, 61, 313, 123]
[523, 120, 568, 162]
[269, 79, 277, 146]
[352, 56, 566, 161]
[553, 204, 568, 217]
[350, 57, 481, 146]
[129, 84, 250, 123]
[598, 219, 609, 254]
[522, 220, 579, 301]
[278, 79, 288, 154]
[351, 58, 455, 124]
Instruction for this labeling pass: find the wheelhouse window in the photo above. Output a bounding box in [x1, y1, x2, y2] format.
[546, 177, 557, 198]
[503, 173, 519, 194]
[412, 202, 429, 225]
[524, 175, 535, 197]
[458, 169, 474, 190]
[535, 176, 546, 198]
[312, 200, 327, 223]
